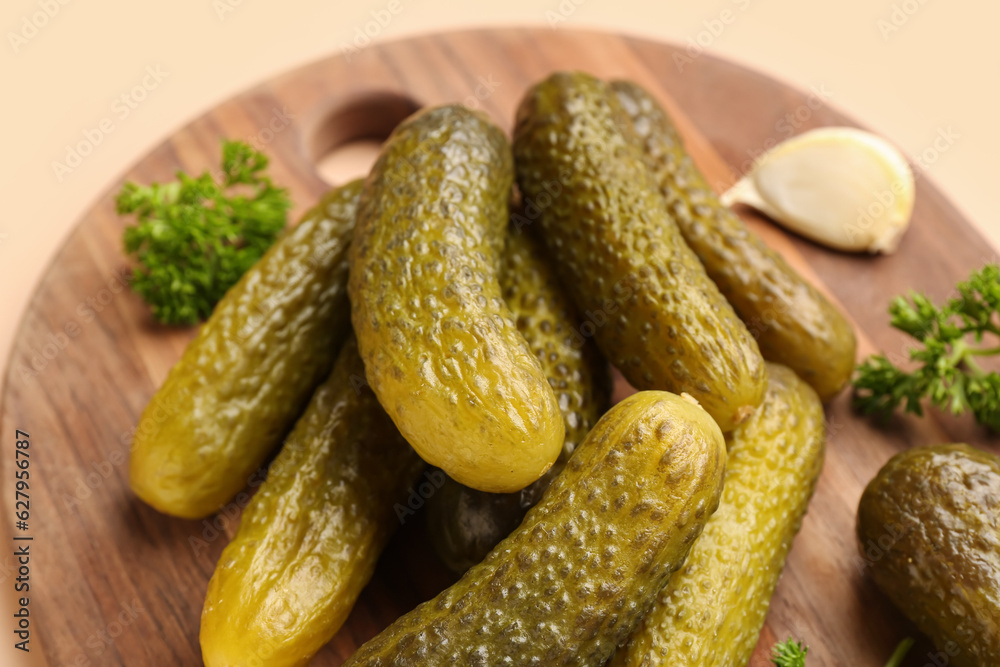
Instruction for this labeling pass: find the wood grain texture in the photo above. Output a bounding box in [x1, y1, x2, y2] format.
[1, 28, 995, 666]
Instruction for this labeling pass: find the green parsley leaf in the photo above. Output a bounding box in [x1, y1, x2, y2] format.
[884, 638, 915, 667]
[771, 637, 913, 667]
[853, 264, 1000, 429]
[772, 638, 808, 667]
[118, 140, 290, 325]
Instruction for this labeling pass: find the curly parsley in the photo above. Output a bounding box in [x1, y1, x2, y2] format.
[771, 638, 913, 667]
[853, 264, 1000, 429]
[118, 140, 290, 324]
[772, 638, 809, 667]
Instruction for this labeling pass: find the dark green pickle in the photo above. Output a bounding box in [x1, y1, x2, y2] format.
[343, 390, 727, 667]
[427, 227, 611, 574]
[610, 80, 857, 401]
[349, 105, 564, 494]
[858, 444, 1000, 667]
[611, 363, 825, 666]
[129, 181, 362, 519]
[513, 71, 766, 432]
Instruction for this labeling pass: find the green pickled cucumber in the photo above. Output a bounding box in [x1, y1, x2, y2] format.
[129, 180, 362, 519]
[200, 335, 423, 667]
[610, 363, 825, 667]
[857, 444, 1000, 666]
[513, 71, 766, 432]
[344, 390, 727, 666]
[427, 227, 611, 574]
[349, 104, 564, 493]
[610, 80, 857, 401]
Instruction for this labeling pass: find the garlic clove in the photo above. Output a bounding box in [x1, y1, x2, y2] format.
[721, 127, 915, 254]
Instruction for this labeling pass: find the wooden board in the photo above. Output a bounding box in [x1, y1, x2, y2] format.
[1, 27, 994, 667]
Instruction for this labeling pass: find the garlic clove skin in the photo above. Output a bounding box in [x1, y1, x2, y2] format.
[721, 127, 915, 254]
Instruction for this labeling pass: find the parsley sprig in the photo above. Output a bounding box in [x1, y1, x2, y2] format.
[771, 637, 913, 667]
[771, 638, 808, 666]
[118, 140, 290, 325]
[852, 264, 1000, 429]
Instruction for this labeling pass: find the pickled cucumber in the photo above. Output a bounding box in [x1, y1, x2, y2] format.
[611, 80, 857, 401]
[129, 180, 362, 519]
[349, 104, 564, 493]
[427, 227, 611, 574]
[343, 390, 727, 666]
[610, 363, 825, 666]
[858, 444, 1000, 666]
[513, 71, 766, 432]
[200, 336, 423, 667]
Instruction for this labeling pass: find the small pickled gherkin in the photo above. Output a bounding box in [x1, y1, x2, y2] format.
[513, 71, 766, 432]
[129, 180, 362, 519]
[200, 335, 424, 667]
[427, 227, 611, 574]
[349, 104, 564, 494]
[610, 363, 825, 667]
[858, 444, 1000, 666]
[610, 80, 857, 401]
[344, 390, 727, 667]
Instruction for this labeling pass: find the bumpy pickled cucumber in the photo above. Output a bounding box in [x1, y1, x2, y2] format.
[610, 363, 825, 667]
[129, 180, 362, 519]
[344, 390, 727, 666]
[858, 444, 1000, 666]
[611, 80, 857, 401]
[513, 72, 766, 432]
[200, 336, 423, 667]
[427, 227, 611, 574]
[349, 104, 564, 493]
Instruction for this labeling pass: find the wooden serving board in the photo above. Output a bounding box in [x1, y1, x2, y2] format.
[1, 28, 994, 667]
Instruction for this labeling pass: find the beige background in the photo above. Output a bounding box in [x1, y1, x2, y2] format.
[0, 0, 995, 663]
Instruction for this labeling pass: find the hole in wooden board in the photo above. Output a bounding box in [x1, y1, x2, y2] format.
[316, 140, 383, 186]
[310, 92, 421, 187]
